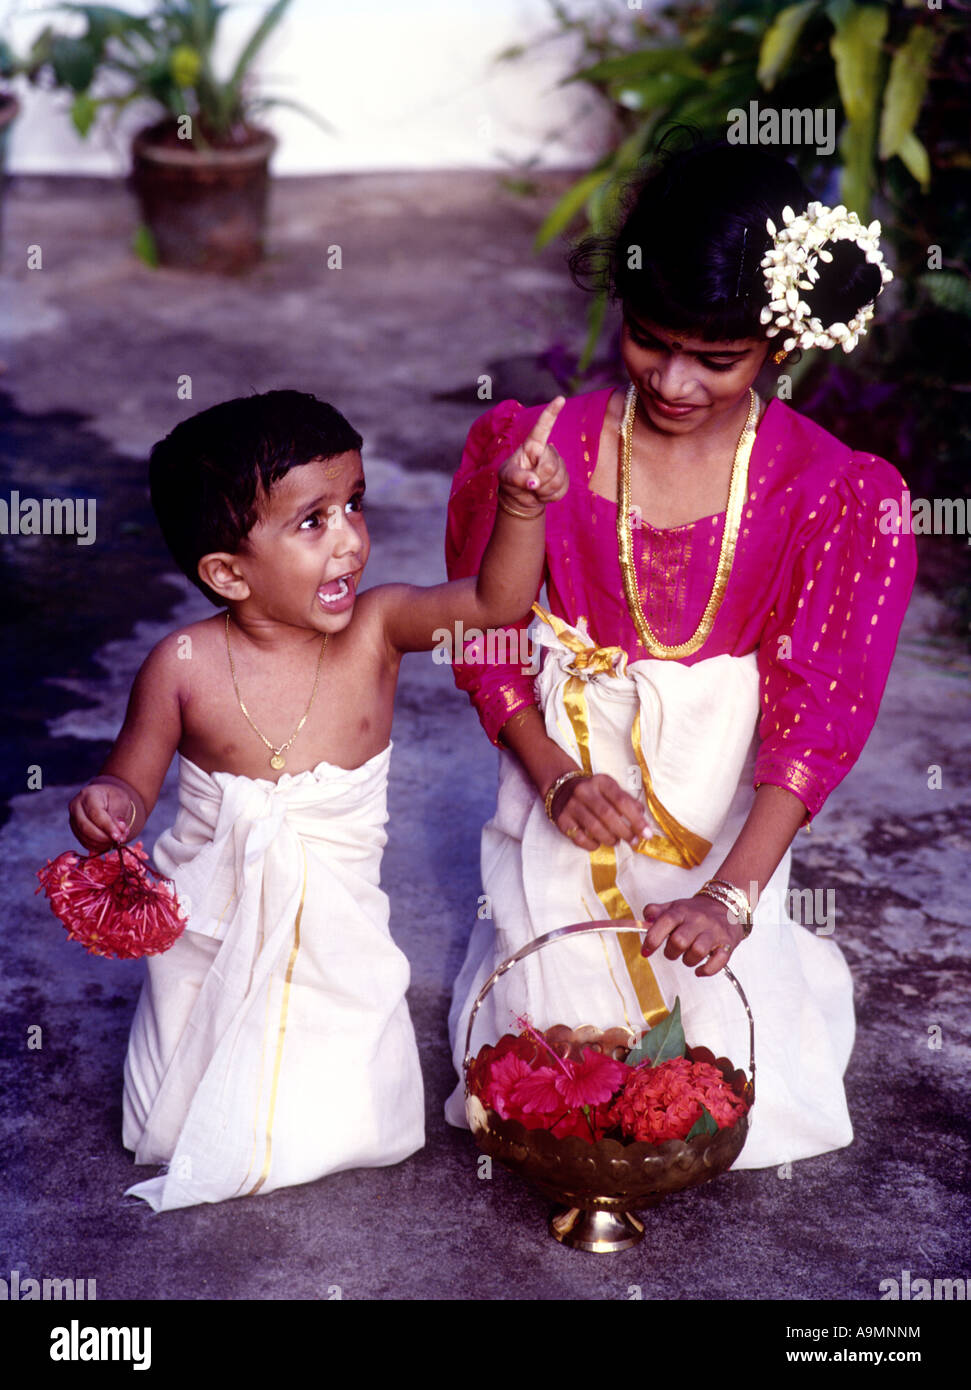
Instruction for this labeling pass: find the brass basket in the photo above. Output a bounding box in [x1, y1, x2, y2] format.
[463, 922, 755, 1253]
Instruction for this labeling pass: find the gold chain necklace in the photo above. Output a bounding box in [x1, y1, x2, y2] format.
[617, 384, 760, 660]
[225, 612, 327, 770]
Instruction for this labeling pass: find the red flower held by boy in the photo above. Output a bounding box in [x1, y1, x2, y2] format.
[36, 842, 187, 960]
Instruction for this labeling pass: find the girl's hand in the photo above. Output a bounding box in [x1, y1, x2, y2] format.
[496, 396, 569, 510]
[549, 771, 649, 850]
[69, 781, 136, 853]
[640, 895, 744, 977]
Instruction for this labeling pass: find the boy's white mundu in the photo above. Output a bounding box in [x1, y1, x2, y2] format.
[124, 742, 423, 1211]
[446, 607, 854, 1167]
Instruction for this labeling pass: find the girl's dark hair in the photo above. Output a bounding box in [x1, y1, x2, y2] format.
[149, 389, 363, 605]
[569, 137, 884, 342]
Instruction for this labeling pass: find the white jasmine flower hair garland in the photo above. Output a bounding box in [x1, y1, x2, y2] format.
[759, 201, 893, 357]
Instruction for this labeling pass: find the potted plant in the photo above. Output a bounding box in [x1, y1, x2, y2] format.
[22, 1, 332, 272]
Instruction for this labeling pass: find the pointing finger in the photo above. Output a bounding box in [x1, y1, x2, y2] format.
[523, 396, 565, 457]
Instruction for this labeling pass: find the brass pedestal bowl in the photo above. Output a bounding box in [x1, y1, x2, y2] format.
[464, 923, 755, 1253]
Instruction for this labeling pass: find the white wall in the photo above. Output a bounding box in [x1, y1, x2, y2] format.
[2, 0, 630, 175]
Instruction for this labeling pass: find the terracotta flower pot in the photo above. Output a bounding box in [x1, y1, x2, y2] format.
[129, 119, 277, 274]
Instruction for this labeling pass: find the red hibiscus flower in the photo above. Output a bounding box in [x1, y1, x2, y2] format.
[555, 1048, 629, 1109]
[508, 1065, 564, 1115]
[471, 1017, 633, 1143]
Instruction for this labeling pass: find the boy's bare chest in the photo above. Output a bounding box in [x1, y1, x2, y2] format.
[179, 613, 398, 780]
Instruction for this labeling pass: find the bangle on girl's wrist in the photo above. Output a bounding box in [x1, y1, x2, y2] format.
[543, 769, 588, 822]
[694, 879, 754, 936]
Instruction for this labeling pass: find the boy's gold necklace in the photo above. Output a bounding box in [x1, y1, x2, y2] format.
[225, 612, 327, 770]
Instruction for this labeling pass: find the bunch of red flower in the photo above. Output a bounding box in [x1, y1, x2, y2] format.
[36, 842, 187, 960]
[608, 1055, 748, 1144]
[470, 1021, 747, 1146]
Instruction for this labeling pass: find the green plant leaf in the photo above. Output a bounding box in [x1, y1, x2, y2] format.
[225, 0, 293, 105]
[577, 290, 609, 373]
[533, 162, 611, 250]
[612, 72, 704, 113]
[686, 1104, 719, 1141]
[246, 94, 336, 135]
[758, 2, 821, 91]
[829, 2, 888, 125]
[878, 25, 936, 160]
[566, 49, 705, 87]
[918, 271, 971, 318]
[824, 0, 854, 26]
[70, 92, 99, 137]
[49, 35, 98, 93]
[624, 997, 686, 1068]
[895, 129, 930, 191]
[830, 3, 889, 218]
[838, 115, 873, 218]
[0, 38, 17, 79]
[132, 222, 159, 269]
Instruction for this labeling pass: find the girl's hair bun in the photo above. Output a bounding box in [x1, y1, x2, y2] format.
[569, 136, 885, 342]
[805, 238, 884, 327]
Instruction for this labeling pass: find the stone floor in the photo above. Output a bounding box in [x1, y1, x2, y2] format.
[0, 171, 968, 1315]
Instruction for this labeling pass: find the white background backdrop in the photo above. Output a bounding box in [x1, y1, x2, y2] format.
[0, 0, 651, 175]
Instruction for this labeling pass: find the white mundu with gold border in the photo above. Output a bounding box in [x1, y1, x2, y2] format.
[123, 741, 424, 1211]
[445, 608, 855, 1168]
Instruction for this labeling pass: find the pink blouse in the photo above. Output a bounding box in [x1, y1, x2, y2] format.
[444, 387, 917, 819]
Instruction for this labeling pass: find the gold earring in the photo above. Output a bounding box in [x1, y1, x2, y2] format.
[772, 348, 788, 365]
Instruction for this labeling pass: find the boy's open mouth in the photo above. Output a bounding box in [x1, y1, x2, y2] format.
[317, 574, 353, 605]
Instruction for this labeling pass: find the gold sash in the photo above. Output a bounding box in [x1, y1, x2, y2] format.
[532, 604, 713, 1025]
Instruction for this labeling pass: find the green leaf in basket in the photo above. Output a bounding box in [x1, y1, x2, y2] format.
[686, 1104, 719, 1142]
[624, 997, 686, 1068]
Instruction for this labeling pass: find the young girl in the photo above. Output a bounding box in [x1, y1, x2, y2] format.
[443, 141, 917, 1169]
[68, 387, 567, 1211]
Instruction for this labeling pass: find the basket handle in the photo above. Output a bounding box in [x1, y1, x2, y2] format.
[462, 920, 755, 1090]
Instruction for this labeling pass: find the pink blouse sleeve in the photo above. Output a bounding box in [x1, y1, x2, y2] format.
[445, 398, 543, 747]
[753, 451, 917, 818]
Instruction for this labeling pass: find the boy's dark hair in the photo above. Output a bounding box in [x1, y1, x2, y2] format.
[569, 135, 883, 342]
[149, 390, 363, 605]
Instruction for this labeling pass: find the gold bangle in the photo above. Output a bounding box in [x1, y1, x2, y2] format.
[497, 490, 545, 521]
[695, 879, 753, 936]
[543, 769, 587, 822]
[706, 877, 754, 917]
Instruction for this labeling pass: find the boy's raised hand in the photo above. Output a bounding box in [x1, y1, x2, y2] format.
[496, 396, 568, 508]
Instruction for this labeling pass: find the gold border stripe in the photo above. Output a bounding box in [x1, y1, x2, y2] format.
[235, 958, 277, 1197]
[532, 608, 667, 1026]
[248, 843, 307, 1197]
[630, 711, 711, 868]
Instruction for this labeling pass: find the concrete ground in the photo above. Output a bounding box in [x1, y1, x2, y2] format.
[0, 170, 969, 1308]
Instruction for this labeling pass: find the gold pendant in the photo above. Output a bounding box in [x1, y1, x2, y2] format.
[270, 753, 286, 770]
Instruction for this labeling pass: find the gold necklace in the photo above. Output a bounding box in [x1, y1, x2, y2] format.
[617, 384, 760, 660]
[225, 612, 327, 770]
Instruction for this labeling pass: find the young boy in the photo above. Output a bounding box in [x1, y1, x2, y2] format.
[68, 388, 566, 1211]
